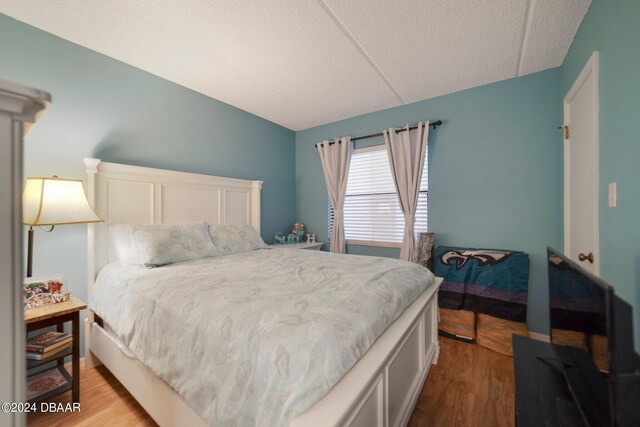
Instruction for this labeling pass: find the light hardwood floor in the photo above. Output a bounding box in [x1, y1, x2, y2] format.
[408, 338, 515, 427]
[28, 337, 514, 427]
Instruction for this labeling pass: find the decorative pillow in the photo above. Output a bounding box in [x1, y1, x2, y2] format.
[129, 222, 220, 267]
[109, 224, 142, 266]
[208, 223, 267, 256]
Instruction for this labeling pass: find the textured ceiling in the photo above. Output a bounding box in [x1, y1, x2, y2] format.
[0, 0, 591, 130]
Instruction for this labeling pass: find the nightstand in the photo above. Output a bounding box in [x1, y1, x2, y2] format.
[269, 242, 324, 250]
[24, 297, 86, 404]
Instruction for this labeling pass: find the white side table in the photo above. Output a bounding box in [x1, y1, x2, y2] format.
[269, 242, 324, 250]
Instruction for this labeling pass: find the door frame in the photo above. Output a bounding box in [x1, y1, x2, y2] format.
[0, 80, 50, 427]
[563, 50, 600, 275]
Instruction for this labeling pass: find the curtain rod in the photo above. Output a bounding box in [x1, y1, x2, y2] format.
[315, 120, 443, 147]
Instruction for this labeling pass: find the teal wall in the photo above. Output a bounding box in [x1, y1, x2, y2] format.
[561, 0, 640, 349]
[296, 69, 563, 334]
[0, 14, 295, 350]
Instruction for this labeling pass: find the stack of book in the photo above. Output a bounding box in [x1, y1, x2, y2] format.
[26, 331, 72, 361]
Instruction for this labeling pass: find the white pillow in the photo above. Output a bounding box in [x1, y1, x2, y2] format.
[236, 224, 268, 250]
[131, 222, 221, 267]
[208, 224, 267, 256]
[109, 224, 141, 266]
[110, 222, 220, 267]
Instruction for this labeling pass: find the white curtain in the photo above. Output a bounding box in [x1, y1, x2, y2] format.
[317, 136, 353, 254]
[383, 122, 429, 262]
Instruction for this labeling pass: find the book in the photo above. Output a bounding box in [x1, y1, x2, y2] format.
[26, 343, 71, 361]
[26, 336, 71, 353]
[26, 337, 72, 353]
[26, 367, 69, 401]
[26, 331, 72, 353]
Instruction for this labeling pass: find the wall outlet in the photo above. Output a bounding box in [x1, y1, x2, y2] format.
[608, 182, 617, 208]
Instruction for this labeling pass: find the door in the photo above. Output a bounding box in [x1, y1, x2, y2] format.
[564, 51, 599, 274]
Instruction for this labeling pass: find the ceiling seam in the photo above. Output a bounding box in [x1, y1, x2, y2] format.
[109, 2, 330, 129]
[315, 0, 405, 104]
[516, 0, 535, 77]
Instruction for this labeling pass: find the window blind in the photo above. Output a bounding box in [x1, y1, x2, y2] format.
[329, 146, 428, 246]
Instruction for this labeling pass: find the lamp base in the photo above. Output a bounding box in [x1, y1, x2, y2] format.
[27, 226, 33, 278]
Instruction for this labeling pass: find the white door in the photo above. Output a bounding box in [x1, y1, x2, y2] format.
[564, 51, 600, 274]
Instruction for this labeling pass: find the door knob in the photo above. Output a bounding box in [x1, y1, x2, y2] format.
[578, 252, 594, 263]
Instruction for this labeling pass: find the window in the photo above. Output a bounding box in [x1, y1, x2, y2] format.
[329, 145, 428, 247]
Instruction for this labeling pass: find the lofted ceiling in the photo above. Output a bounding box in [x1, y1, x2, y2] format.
[0, 0, 591, 131]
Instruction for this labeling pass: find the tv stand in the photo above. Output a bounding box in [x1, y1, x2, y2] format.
[513, 335, 586, 426]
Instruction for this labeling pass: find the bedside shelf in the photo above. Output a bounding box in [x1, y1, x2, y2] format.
[27, 345, 72, 370]
[269, 242, 323, 250]
[27, 366, 73, 405]
[24, 297, 86, 404]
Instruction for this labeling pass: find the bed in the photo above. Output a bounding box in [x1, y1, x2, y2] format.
[83, 158, 443, 427]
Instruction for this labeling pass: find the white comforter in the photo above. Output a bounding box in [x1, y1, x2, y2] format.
[92, 248, 435, 426]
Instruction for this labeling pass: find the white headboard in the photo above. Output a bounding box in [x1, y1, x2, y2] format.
[84, 158, 262, 282]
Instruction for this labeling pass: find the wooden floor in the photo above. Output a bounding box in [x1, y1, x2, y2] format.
[28, 337, 514, 427]
[408, 338, 515, 427]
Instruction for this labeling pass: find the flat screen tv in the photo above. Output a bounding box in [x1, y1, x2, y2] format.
[548, 248, 640, 426]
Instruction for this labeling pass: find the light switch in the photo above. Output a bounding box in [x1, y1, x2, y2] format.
[608, 183, 617, 208]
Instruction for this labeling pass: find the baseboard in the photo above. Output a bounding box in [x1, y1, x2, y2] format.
[64, 357, 86, 372]
[528, 331, 550, 342]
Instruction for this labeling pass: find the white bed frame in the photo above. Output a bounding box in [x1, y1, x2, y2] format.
[84, 158, 442, 427]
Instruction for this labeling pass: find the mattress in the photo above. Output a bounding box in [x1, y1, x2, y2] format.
[91, 247, 435, 426]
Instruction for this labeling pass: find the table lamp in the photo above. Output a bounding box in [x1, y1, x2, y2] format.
[23, 176, 103, 277]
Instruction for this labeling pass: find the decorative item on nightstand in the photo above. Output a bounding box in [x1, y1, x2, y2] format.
[23, 176, 103, 278]
[417, 232, 436, 271]
[23, 276, 70, 308]
[269, 225, 323, 250]
[274, 222, 309, 244]
[289, 222, 305, 242]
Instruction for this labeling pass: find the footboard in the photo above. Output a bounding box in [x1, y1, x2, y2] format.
[292, 277, 442, 427]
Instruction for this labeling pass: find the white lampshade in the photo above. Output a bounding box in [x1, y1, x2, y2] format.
[23, 177, 102, 226]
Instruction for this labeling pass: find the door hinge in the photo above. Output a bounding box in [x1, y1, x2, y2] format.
[561, 125, 569, 140]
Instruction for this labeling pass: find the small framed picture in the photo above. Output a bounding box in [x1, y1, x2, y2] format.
[23, 277, 70, 309]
